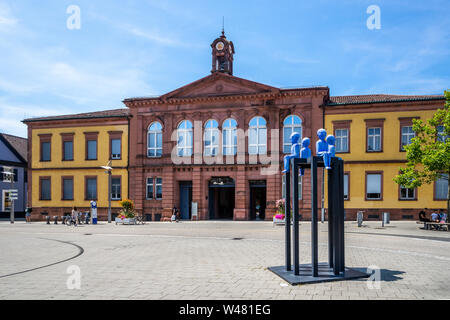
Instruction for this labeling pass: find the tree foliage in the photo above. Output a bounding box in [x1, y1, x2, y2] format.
[394, 90, 450, 211]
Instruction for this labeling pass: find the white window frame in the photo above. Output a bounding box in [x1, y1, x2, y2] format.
[283, 115, 302, 154]
[204, 120, 219, 156]
[282, 175, 302, 200]
[148, 122, 163, 158]
[367, 127, 381, 152]
[401, 126, 415, 150]
[111, 177, 121, 200]
[435, 174, 448, 200]
[248, 116, 267, 155]
[111, 139, 121, 160]
[177, 120, 193, 157]
[366, 173, 382, 200]
[335, 128, 349, 153]
[400, 185, 415, 200]
[222, 118, 237, 156]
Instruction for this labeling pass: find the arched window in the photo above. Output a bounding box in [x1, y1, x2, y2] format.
[248, 116, 267, 155]
[223, 118, 237, 156]
[283, 115, 302, 153]
[177, 120, 193, 157]
[147, 122, 163, 157]
[204, 120, 219, 156]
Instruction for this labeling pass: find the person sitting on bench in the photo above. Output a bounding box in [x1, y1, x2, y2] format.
[419, 210, 430, 222]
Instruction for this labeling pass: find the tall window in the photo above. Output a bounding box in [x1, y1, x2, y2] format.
[223, 118, 237, 156]
[336, 129, 349, 153]
[204, 120, 219, 156]
[155, 178, 162, 200]
[177, 120, 193, 157]
[63, 141, 73, 161]
[61, 133, 74, 161]
[62, 177, 73, 200]
[111, 177, 121, 200]
[367, 128, 381, 152]
[146, 178, 154, 200]
[282, 175, 302, 200]
[111, 139, 121, 159]
[40, 177, 51, 200]
[366, 173, 382, 200]
[84, 132, 98, 160]
[283, 115, 302, 154]
[401, 126, 415, 151]
[41, 142, 51, 161]
[435, 174, 448, 200]
[85, 177, 97, 200]
[148, 122, 163, 157]
[248, 116, 267, 155]
[343, 173, 349, 200]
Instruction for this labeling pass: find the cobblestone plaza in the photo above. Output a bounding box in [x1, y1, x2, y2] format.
[0, 220, 449, 300]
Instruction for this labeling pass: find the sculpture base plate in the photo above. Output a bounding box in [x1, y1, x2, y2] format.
[268, 263, 370, 285]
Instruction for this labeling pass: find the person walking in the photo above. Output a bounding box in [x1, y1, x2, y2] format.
[71, 206, 78, 226]
[25, 207, 32, 223]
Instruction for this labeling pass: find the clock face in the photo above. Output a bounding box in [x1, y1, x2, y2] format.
[216, 42, 224, 51]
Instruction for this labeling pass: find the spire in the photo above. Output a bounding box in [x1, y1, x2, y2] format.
[221, 16, 225, 37]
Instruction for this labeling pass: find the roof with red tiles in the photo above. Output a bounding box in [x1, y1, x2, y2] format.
[22, 108, 130, 123]
[327, 94, 445, 106]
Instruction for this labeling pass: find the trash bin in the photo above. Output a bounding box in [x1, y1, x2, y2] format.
[383, 212, 390, 225]
[357, 211, 363, 227]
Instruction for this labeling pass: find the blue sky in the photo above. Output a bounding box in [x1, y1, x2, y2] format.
[0, 0, 449, 137]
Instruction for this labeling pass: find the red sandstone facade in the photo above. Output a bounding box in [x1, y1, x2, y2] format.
[124, 33, 327, 221]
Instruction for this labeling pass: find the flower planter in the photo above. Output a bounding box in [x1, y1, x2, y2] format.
[115, 217, 137, 225]
[273, 216, 286, 225]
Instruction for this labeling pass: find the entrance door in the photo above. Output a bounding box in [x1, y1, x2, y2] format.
[208, 177, 235, 220]
[179, 182, 192, 220]
[249, 181, 266, 220]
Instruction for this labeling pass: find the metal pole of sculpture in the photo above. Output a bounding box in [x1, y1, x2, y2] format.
[269, 129, 369, 285]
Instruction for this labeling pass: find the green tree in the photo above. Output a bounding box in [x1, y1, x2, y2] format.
[394, 90, 450, 214]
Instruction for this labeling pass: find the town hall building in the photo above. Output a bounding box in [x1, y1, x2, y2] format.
[24, 32, 447, 221]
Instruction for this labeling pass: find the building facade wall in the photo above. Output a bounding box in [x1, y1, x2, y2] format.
[126, 75, 328, 221]
[27, 121, 129, 220]
[324, 100, 447, 220]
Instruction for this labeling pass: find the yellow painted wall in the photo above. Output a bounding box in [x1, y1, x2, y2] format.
[325, 110, 438, 162]
[31, 125, 128, 169]
[32, 169, 128, 208]
[31, 125, 128, 208]
[325, 109, 445, 209]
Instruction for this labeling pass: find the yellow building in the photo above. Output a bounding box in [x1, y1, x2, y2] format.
[23, 109, 130, 220]
[324, 94, 447, 220]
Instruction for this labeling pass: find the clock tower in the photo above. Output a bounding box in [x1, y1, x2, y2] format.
[211, 30, 235, 75]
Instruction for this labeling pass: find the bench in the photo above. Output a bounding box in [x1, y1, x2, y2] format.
[417, 221, 450, 231]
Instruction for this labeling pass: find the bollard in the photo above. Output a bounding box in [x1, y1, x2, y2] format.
[53, 216, 58, 224]
[357, 211, 363, 227]
[46, 216, 51, 224]
[383, 212, 390, 225]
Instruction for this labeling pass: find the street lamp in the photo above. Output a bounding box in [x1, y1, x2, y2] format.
[3, 168, 15, 224]
[101, 161, 112, 223]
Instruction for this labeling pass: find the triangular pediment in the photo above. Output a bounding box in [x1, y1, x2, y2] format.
[161, 73, 279, 100]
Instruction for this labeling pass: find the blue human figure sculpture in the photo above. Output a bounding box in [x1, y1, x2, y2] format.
[324, 135, 336, 169]
[316, 128, 328, 157]
[299, 137, 312, 176]
[282, 132, 301, 173]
